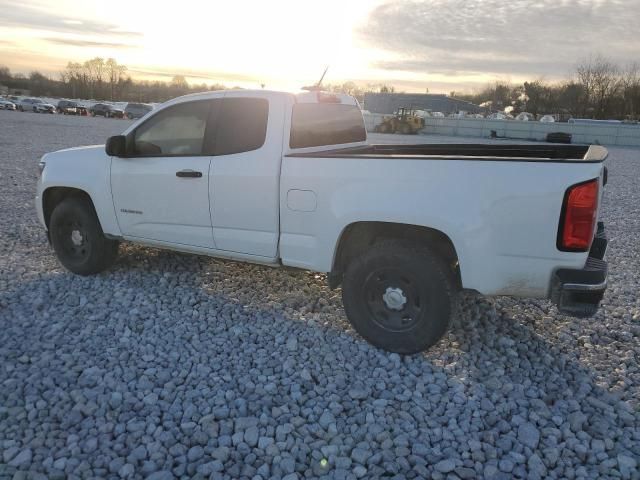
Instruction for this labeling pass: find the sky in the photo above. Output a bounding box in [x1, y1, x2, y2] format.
[0, 0, 639, 93]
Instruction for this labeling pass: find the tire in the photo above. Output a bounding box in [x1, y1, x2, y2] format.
[49, 197, 119, 275]
[400, 124, 411, 135]
[547, 132, 572, 144]
[342, 240, 455, 354]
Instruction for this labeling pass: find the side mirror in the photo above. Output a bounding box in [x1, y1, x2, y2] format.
[105, 135, 127, 156]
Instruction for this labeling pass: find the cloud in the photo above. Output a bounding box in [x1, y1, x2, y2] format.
[43, 37, 134, 49]
[126, 67, 258, 84]
[0, 0, 141, 37]
[360, 0, 640, 79]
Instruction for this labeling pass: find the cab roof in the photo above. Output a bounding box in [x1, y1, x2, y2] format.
[164, 89, 359, 107]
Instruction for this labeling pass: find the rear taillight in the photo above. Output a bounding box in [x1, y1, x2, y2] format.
[558, 179, 599, 251]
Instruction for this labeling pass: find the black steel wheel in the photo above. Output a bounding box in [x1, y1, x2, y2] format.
[362, 267, 424, 333]
[49, 197, 119, 275]
[342, 240, 455, 354]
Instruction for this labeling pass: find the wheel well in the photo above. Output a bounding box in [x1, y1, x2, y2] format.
[42, 187, 95, 229]
[330, 222, 461, 289]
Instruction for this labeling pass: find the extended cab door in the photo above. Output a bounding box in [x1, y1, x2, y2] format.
[110, 99, 216, 249]
[209, 93, 285, 258]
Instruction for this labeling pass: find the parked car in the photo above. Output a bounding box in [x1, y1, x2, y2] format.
[35, 90, 609, 354]
[0, 99, 16, 110]
[34, 102, 56, 114]
[76, 106, 89, 116]
[89, 103, 125, 118]
[17, 98, 42, 112]
[57, 100, 79, 115]
[124, 102, 153, 119]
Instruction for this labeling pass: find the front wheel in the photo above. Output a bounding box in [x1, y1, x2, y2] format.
[49, 197, 119, 275]
[342, 240, 455, 354]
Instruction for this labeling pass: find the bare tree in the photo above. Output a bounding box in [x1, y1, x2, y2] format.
[576, 55, 621, 118]
[83, 57, 106, 98]
[106, 58, 127, 101]
[621, 62, 640, 119]
[61, 62, 84, 98]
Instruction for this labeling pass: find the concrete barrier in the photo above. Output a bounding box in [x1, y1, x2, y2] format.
[363, 113, 640, 147]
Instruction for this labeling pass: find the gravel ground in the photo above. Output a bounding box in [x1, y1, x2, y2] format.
[1, 110, 639, 480]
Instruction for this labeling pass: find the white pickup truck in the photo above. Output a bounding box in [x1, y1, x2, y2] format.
[35, 90, 608, 353]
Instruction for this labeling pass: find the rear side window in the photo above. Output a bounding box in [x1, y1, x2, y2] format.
[215, 98, 269, 156]
[290, 104, 366, 148]
[133, 101, 210, 156]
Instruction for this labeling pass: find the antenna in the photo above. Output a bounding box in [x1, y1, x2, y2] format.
[302, 65, 329, 91]
[317, 65, 329, 87]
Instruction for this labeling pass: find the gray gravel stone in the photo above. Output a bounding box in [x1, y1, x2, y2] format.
[319, 411, 335, 429]
[8, 449, 32, 467]
[244, 426, 259, 447]
[118, 462, 134, 478]
[146, 470, 174, 480]
[517, 423, 540, 449]
[435, 458, 456, 473]
[3, 446, 19, 463]
[187, 445, 204, 462]
[527, 453, 547, 478]
[353, 465, 367, 478]
[351, 448, 371, 464]
[0, 119, 639, 480]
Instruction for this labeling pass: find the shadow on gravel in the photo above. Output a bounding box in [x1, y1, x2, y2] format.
[1, 245, 637, 478]
[447, 293, 638, 437]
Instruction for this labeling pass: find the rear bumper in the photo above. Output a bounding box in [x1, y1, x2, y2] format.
[551, 222, 607, 317]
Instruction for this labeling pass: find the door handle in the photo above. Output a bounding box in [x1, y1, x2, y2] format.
[176, 169, 202, 178]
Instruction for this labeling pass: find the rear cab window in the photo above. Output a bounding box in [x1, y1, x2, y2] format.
[214, 97, 269, 155]
[289, 94, 366, 149]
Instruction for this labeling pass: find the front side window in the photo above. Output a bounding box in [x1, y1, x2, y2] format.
[133, 101, 210, 156]
[290, 103, 366, 149]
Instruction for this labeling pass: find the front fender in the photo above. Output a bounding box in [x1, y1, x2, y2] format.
[37, 146, 120, 236]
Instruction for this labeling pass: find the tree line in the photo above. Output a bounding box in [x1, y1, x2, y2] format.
[1, 55, 638, 119]
[450, 56, 640, 120]
[0, 58, 227, 103]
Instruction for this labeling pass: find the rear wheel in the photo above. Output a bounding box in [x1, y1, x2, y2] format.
[49, 197, 119, 275]
[342, 240, 455, 354]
